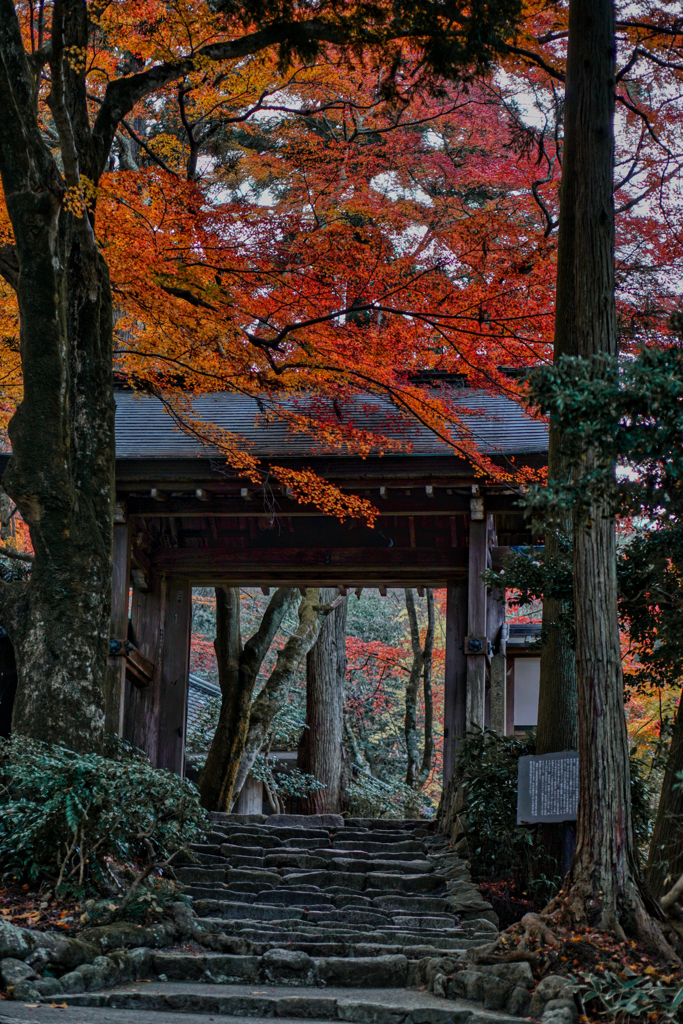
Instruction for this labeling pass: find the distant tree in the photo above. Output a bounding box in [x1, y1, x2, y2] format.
[297, 588, 348, 814]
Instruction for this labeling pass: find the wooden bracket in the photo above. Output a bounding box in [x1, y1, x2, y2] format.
[110, 638, 154, 689]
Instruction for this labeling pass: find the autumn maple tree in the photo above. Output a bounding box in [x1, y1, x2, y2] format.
[0, 0, 569, 755]
[0, 0, 548, 757]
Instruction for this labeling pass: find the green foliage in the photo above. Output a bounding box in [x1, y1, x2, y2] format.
[526, 348, 683, 520]
[81, 877, 189, 926]
[576, 969, 683, 1022]
[345, 768, 432, 819]
[251, 753, 326, 800]
[453, 728, 554, 890]
[484, 540, 574, 647]
[0, 736, 207, 895]
[455, 729, 652, 892]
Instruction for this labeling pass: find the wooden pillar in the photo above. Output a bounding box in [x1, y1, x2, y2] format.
[104, 519, 131, 737]
[443, 581, 467, 788]
[506, 659, 515, 735]
[467, 515, 487, 730]
[157, 579, 192, 775]
[124, 574, 166, 764]
[487, 582, 506, 734]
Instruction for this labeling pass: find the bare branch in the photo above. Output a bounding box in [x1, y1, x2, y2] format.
[0, 545, 33, 563]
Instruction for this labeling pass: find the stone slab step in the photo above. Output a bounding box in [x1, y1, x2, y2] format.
[147, 951, 406, 988]
[46, 981, 516, 1024]
[324, 844, 428, 857]
[344, 818, 437, 830]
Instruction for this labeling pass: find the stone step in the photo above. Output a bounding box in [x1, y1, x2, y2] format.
[344, 818, 437, 830]
[272, 870, 442, 893]
[146, 952, 411, 988]
[51, 980, 514, 1023]
[216, 827, 333, 842]
[373, 896, 450, 913]
[200, 917, 474, 944]
[325, 843, 428, 856]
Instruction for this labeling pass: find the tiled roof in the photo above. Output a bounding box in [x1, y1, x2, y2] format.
[186, 673, 220, 734]
[507, 622, 542, 649]
[115, 390, 548, 460]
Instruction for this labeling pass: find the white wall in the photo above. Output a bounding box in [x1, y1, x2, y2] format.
[514, 657, 541, 728]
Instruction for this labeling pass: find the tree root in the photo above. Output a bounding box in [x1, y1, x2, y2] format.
[468, 913, 559, 964]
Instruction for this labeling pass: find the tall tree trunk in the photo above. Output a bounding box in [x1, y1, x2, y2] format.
[3, 192, 114, 756]
[297, 587, 348, 814]
[420, 589, 435, 786]
[404, 588, 435, 816]
[647, 689, 683, 898]
[548, 0, 666, 947]
[0, 0, 116, 754]
[231, 588, 346, 806]
[536, 0, 579, 756]
[199, 586, 296, 811]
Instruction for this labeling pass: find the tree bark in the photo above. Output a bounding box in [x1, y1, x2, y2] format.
[547, 0, 665, 947]
[647, 689, 683, 899]
[536, 0, 579, 760]
[199, 585, 296, 811]
[404, 588, 435, 816]
[231, 587, 346, 806]
[297, 587, 348, 814]
[0, 0, 117, 753]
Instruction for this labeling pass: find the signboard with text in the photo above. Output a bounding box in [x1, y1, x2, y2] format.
[517, 751, 579, 824]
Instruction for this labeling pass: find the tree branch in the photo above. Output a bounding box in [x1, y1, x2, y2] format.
[0, 545, 33, 562]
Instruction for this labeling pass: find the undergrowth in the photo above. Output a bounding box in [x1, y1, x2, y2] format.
[0, 735, 206, 919]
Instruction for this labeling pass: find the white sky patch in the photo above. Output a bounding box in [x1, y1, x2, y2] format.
[370, 171, 433, 207]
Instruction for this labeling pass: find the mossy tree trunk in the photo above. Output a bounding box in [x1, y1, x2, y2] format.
[0, 0, 116, 753]
[297, 588, 348, 814]
[199, 585, 297, 811]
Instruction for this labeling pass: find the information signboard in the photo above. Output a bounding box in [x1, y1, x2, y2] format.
[517, 751, 579, 824]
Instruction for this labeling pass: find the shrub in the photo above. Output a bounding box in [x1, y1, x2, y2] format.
[346, 767, 433, 819]
[577, 969, 683, 1022]
[0, 735, 207, 901]
[450, 729, 653, 897]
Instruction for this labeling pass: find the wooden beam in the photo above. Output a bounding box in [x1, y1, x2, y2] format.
[444, 581, 468, 787]
[150, 546, 468, 581]
[157, 579, 192, 776]
[487, 579, 506, 734]
[466, 515, 488, 731]
[116, 452, 547, 488]
[125, 494, 478, 518]
[124, 576, 166, 764]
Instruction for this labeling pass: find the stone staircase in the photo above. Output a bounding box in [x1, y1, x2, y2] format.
[43, 815, 529, 1024]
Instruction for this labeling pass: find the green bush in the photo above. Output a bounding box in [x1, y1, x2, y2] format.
[577, 969, 683, 1022]
[453, 728, 551, 893]
[454, 729, 653, 897]
[0, 735, 207, 900]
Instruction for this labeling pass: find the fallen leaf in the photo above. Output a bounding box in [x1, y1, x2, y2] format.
[50, 1002, 68, 1009]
